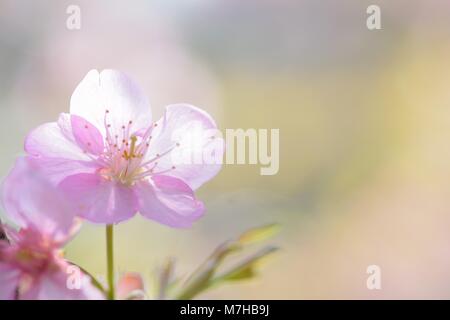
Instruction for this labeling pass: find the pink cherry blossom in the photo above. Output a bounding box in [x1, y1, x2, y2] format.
[0, 158, 104, 300]
[25, 69, 223, 226]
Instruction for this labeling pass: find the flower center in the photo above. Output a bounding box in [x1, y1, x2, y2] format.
[97, 110, 178, 186]
[9, 233, 59, 276]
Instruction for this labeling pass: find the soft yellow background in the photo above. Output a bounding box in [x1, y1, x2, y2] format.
[2, 0, 450, 299]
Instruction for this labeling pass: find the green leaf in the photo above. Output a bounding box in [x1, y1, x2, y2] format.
[176, 241, 241, 300]
[175, 224, 280, 300]
[72, 263, 106, 295]
[213, 246, 279, 283]
[238, 224, 280, 246]
[157, 257, 176, 300]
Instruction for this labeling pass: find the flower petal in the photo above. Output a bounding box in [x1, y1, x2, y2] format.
[145, 104, 223, 190]
[25, 114, 101, 185]
[25, 120, 91, 161]
[0, 263, 20, 300]
[21, 267, 104, 300]
[135, 175, 204, 228]
[70, 69, 152, 137]
[59, 173, 138, 224]
[25, 156, 99, 186]
[1, 157, 78, 242]
[70, 115, 105, 155]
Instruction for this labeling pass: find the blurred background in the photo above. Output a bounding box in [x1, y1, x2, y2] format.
[2, 0, 450, 299]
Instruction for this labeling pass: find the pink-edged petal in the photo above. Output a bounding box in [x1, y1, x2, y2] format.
[1, 157, 78, 242]
[59, 173, 138, 224]
[25, 121, 91, 162]
[145, 104, 223, 190]
[0, 263, 20, 300]
[58, 112, 107, 159]
[70, 115, 105, 155]
[117, 272, 145, 300]
[135, 175, 204, 228]
[70, 69, 152, 137]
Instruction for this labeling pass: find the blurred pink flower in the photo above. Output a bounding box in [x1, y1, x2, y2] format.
[25, 69, 223, 227]
[0, 158, 104, 300]
[116, 272, 146, 300]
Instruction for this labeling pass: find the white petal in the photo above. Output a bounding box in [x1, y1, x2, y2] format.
[70, 69, 152, 136]
[145, 104, 223, 190]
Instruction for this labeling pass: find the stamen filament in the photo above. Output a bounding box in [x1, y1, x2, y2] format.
[140, 144, 178, 167]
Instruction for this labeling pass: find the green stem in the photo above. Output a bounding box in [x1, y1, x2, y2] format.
[106, 224, 115, 300]
[75, 264, 106, 294]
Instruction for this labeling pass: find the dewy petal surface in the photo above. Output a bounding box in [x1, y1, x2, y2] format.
[146, 104, 224, 190]
[70, 69, 152, 137]
[59, 173, 138, 224]
[135, 175, 205, 228]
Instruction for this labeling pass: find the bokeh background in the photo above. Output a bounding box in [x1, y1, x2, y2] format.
[2, 0, 450, 299]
